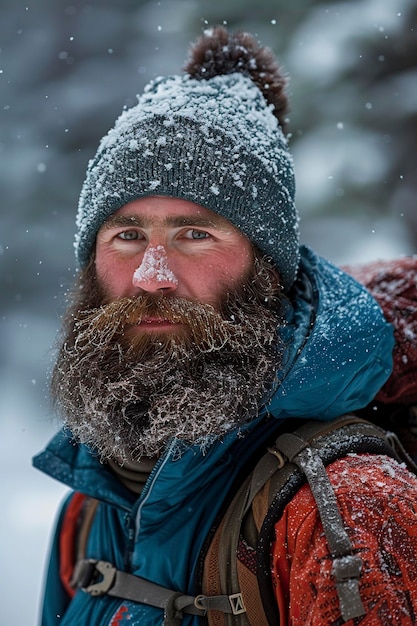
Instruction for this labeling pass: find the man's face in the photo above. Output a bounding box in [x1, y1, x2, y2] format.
[52, 197, 284, 462]
[95, 196, 255, 318]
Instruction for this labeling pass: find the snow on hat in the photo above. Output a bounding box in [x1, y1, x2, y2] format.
[75, 27, 299, 291]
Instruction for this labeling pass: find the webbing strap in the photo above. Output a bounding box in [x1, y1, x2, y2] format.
[72, 558, 245, 625]
[274, 431, 366, 621]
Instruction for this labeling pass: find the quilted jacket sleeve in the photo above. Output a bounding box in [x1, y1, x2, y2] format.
[271, 453, 417, 625]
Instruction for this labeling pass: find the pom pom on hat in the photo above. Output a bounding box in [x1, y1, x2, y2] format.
[75, 27, 300, 291]
[184, 26, 289, 131]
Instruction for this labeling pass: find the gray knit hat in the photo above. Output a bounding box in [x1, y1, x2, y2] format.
[75, 28, 299, 291]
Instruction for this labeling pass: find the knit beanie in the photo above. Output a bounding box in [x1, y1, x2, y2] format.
[75, 27, 299, 291]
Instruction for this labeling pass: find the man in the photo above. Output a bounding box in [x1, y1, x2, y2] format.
[34, 26, 417, 625]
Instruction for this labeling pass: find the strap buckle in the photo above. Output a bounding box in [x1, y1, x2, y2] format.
[194, 592, 246, 615]
[228, 593, 246, 615]
[72, 559, 116, 597]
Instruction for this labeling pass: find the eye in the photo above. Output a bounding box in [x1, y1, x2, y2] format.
[117, 230, 141, 241]
[186, 229, 210, 240]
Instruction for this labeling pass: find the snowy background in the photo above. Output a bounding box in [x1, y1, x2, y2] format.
[1, 0, 416, 622]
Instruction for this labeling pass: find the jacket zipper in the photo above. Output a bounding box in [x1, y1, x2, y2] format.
[133, 438, 177, 543]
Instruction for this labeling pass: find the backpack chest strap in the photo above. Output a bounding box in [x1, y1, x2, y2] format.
[71, 558, 246, 625]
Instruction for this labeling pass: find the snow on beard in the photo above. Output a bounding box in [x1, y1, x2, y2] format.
[52, 255, 285, 463]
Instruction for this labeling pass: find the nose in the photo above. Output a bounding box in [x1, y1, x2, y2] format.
[132, 245, 178, 294]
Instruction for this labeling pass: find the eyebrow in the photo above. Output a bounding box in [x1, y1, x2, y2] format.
[101, 213, 227, 231]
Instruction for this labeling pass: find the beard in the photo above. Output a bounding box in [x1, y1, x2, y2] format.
[51, 254, 286, 463]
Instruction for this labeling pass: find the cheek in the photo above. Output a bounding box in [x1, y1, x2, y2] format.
[220, 247, 254, 283]
[191, 251, 252, 290]
[95, 254, 136, 299]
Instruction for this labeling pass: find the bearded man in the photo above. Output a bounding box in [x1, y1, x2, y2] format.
[34, 27, 417, 626]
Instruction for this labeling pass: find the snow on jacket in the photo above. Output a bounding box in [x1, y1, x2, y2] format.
[33, 246, 395, 626]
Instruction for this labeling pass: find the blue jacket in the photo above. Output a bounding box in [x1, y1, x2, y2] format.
[33, 247, 394, 626]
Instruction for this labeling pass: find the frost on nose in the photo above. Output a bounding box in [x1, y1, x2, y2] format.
[132, 245, 178, 287]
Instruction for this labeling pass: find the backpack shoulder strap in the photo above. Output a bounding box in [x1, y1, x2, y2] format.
[73, 496, 99, 567]
[203, 414, 408, 626]
[59, 492, 99, 597]
[202, 472, 254, 626]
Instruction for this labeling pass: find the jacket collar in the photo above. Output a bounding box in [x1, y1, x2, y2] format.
[267, 246, 394, 420]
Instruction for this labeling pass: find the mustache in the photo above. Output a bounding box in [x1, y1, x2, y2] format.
[72, 292, 252, 356]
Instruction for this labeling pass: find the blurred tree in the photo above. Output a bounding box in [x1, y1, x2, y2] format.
[0, 0, 415, 318]
[287, 1, 416, 236]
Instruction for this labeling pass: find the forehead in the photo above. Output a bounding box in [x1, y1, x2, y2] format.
[100, 195, 243, 232]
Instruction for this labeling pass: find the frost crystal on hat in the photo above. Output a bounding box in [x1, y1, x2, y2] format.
[75, 27, 299, 291]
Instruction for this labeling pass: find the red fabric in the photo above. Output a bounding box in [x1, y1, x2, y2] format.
[59, 491, 87, 598]
[271, 453, 417, 625]
[343, 257, 417, 404]
[110, 605, 130, 625]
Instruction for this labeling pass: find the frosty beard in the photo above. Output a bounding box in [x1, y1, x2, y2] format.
[51, 255, 285, 463]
